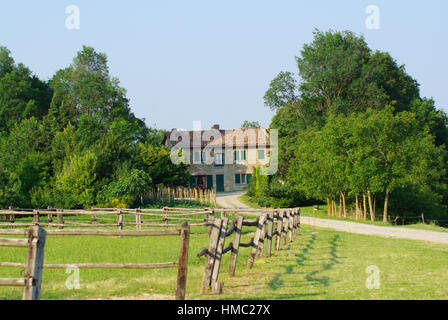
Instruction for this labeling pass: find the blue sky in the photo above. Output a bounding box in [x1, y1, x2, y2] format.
[1, 0, 447, 130]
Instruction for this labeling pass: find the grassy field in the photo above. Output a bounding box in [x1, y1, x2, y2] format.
[1, 222, 448, 300]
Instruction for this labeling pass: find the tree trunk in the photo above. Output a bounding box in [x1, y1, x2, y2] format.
[338, 196, 342, 217]
[368, 190, 375, 221]
[355, 195, 360, 220]
[341, 192, 347, 218]
[383, 190, 390, 223]
[327, 198, 331, 216]
[363, 194, 367, 221]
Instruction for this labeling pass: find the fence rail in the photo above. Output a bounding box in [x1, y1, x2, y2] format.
[198, 208, 301, 294]
[0, 223, 190, 300]
[0, 207, 215, 231]
[0, 226, 46, 300]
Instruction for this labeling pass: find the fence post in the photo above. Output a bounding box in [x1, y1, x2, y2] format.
[211, 217, 228, 290]
[23, 226, 46, 300]
[163, 207, 168, 226]
[136, 208, 142, 231]
[33, 210, 39, 226]
[229, 216, 243, 277]
[176, 222, 190, 300]
[257, 214, 267, 259]
[9, 207, 15, 230]
[266, 211, 274, 257]
[288, 210, 293, 243]
[202, 218, 222, 293]
[275, 210, 283, 251]
[117, 210, 124, 231]
[282, 210, 289, 245]
[248, 214, 267, 268]
[297, 208, 301, 235]
[57, 209, 64, 230]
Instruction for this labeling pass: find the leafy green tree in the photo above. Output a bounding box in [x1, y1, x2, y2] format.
[241, 120, 261, 129]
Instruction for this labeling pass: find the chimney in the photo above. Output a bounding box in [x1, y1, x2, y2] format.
[212, 124, 220, 130]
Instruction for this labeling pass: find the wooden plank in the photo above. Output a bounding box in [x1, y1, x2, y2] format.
[282, 210, 289, 245]
[0, 238, 29, 247]
[210, 217, 228, 287]
[266, 211, 274, 257]
[117, 210, 124, 231]
[297, 208, 301, 235]
[229, 216, 243, 277]
[201, 218, 222, 293]
[136, 208, 142, 231]
[0, 261, 178, 269]
[275, 211, 283, 251]
[256, 214, 267, 259]
[0, 229, 181, 237]
[288, 210, 293, 243]
[57, 209, 64, 230]
[176, 222, 190, 300]
[248, 214, 267, 268]
[23, 227, 46, 300]
[0, 278, 27, 286]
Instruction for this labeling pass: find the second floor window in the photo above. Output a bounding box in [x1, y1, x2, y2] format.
[258, 150, 265, 160]
[214, 153, 223, 166]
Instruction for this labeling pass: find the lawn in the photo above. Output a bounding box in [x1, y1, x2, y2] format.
[1, 223, 448, 300]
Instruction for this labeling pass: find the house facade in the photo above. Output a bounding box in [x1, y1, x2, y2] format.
[163, 124, 271, 192]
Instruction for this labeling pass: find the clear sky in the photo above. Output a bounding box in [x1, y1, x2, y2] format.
[1, 0, 447, 130]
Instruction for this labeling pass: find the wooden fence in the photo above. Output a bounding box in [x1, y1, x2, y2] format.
[0, 207, 214, 230]
[0, 223, 190, 300]
[151, 187, 216, 207]
[198, 208, 301, 294]
[0, 226, 46, 300]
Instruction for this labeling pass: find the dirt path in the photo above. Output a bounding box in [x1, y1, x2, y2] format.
[216, 192, 448, 245]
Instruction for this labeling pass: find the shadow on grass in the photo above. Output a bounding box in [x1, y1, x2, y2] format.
[304, 235, 341, 287]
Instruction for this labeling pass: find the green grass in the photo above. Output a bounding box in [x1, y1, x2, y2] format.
[1, 223, 448, 300]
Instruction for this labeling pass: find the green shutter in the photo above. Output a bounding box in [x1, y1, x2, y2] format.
[234, 151, 239, 161]
[242, 150, 246, 160]
[189, 176, 196, 188]
[235, 174, 241, 184]
[246, 174, 252, 184]
[207, 175, 213, 189]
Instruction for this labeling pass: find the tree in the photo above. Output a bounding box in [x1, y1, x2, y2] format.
[241, 120, 261, 129]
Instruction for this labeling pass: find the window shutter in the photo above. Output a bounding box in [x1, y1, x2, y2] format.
[235, 174, 241, 184]
[207, 175, 213, 189]
[246, 174, 252, 184]
[189, 176, 196, 188]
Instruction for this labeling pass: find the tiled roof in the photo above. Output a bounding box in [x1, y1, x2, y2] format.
[163, 127, 270, 148]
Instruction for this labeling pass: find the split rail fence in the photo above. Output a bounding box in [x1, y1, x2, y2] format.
[0, 223, 190, 300]
[151, 187, 217, 207]
[198, 208, 301, 293]
[0, 207, 213, 230]
[0, 226, 46, 300]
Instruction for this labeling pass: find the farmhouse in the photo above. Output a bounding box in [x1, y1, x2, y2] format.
[163, 124, 271, 192]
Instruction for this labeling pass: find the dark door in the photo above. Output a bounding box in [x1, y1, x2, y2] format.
[216, 174, 224, 192]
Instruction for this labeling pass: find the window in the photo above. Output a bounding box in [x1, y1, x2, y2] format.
[258, 150, 265, 160]
[194, 152, 201, 163]
[235, 174, 247, 185]
[214, 153, 223, 166]
[234, 150, 247, 162]
[235, 174, 241, 184]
